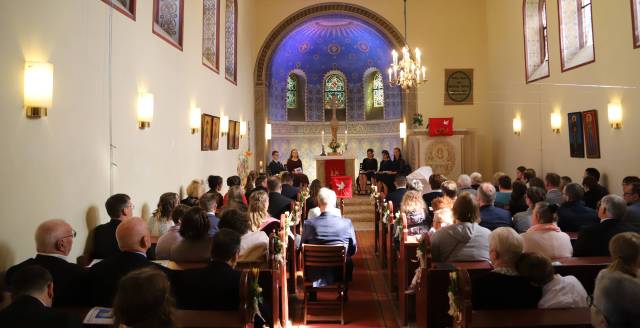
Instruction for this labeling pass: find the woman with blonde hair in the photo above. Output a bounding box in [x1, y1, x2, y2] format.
[181, 179, 204, 207]
[248, 190, 279, 235]
[400, 190, 429, 237]
[148, 192, 178, 237]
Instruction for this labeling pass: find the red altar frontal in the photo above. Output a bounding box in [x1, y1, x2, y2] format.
[314, 154, 356, 197]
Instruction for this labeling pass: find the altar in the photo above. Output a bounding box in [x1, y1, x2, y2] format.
[406, 132, 467, 179]
[314, 154, 357, 187]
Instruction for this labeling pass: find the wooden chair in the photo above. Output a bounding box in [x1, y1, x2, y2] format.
[301, 244, 348, 325]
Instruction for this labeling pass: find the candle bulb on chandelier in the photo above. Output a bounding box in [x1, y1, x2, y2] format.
[422, 66, 427, 81]
[392, 50, 398, 66]
[415, 48, 421, 67]
[388, 68, 393, 82]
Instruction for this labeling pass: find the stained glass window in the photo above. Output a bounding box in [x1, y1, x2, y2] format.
[286, 74, 297, 109]
[324, 73, 346, 109]
[372, 72, 384, 108]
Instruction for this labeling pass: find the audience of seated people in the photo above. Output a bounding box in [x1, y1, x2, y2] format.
[477, 183, 513, 230]
[113, 267, 175, 328]
[523, 168, 537, 185]
[592, 232, 640, 327]
[387, 175, 408, 213]
[155, 204, 189, 260]
[521, 202, 573, 259]
[248, 190, 280, 236]
[622, 179, 640, 226]
[147, 192, 178, 238]
[0, 265, 80, 327]
[423, 174, 445, 214]
[472, 227, 541, 309]
[248, 174, 268, 199]
[223, 176, 248, 206]
[198, 192, 220, 237]
[267, 177, 292, 219]
[508, 180, 529, 216]
[399, 190, 430, 239]
[512, 187, 546, 233]
[224, 185, 249, 212]
[170, 207, 212, 262]
[515, 166, 526, 182]
[431, 192, 490, 262]
[206, 175, 223, 195]
[470, 172, 483, 190]
[583, 168, 609, 210]
[456, 174, 477, 196]
[516, 252, 588, 309]
[430, 180, 457, 233]
[544, 173, 564, 206]
[218, 208, 269, 263]
[280, 172, 300, 200]
[5, 219, 86, 306]
[495, 174, 512, 209]
[557, 182, 599, 232]
[91, 193, 132, 259]
[574, 195, 640, 257]
[181, 180, 205, 207]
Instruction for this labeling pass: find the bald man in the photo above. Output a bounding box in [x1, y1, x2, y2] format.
[5, 219, 87, 307]
[88, 217, 164, 306]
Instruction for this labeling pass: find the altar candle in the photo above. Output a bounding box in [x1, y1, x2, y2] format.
[321, 130, 325, 144]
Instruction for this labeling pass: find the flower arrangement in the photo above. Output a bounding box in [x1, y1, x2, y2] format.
[237, 151, 252, 181]
[370, 185, 380, 203]
[328, 139, 341, 153]
[448, 271, 462, 322]
[272, 234, 286, 265]
[412, 113, 424, 128]
[393, 211, 402, 238]
[250, 268, 264, 321]
[381, 202, 391, 224]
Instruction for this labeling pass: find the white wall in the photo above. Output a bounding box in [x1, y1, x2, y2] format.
[0, 0, 255, 270]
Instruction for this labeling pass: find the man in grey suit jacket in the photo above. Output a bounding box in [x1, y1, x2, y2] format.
[301, 187, 357, 286]
[623, 182, 640, 227]
[544, 173, 564, 206]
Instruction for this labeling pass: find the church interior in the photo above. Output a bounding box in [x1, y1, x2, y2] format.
[1, 0, 639, 327]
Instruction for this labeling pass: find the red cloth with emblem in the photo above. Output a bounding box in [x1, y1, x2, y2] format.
[329, 176, 353, 199]
[428, 117, 454, 136]
[324, 159, 346, 187]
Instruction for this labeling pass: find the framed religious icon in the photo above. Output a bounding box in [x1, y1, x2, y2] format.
[558, 0, 595, 72]
[227, 120, 237, 150]
[582, 110, 600, 158]
[234, 121, 241, 149]
[567, 112, 585, 158]
[444, 69, 474, 105]
[632, 0, 640, 48]
[211, 116, 220, 151]
[100, 0, 136, 20]
[201, 114, 214, 151]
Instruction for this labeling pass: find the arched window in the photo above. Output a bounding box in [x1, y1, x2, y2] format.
[286, 74, 297, 109]
[372, 71, 384, 108]
[558, 0, 595, 71]
[523, 0, 550, 82]
[324, 73, 346, 109]
[364, 69, 384, 120]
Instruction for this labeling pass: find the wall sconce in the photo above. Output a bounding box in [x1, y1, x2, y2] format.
[550, 112, 561, 134]
[608, 103, 622, 129]
[24, 62, 53, 119]
[265, 123, 272, 141]
[513, 116, 522, 136]
[399, 122, 407, 139]
[137, 92, 154, 129]
[189, 107, 201, 134]
[220, 115, 229, 136]
[239, 121, 247, 138]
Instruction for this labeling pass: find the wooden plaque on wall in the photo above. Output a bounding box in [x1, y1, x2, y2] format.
[444, 69, 474, 105]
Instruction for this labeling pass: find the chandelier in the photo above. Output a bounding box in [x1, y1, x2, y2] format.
[387, 0, 427, 89]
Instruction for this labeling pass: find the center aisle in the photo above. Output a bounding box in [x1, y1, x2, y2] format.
[292, 197, 400, 327]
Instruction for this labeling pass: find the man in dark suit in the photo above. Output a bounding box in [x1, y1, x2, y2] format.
[5, 219, 87, 307]
[280, 172, 300, 200]
[90, 193, 133, 259]
[267, 150, 285, 176]
[199, 192, 220, 236]
[0, 265, 80, 327]
[574, 195, 640, 257]
[623, 181, 640, 227]
[89, 217, 162, 306]
[267, 177, 291, 219]
[423, 174, 446, 213]
[302, 188, 357, 285]
[247, 174, 268, 199]
[477, 183, 513, 230]
[583, 168, 609, 209]
[557, 183, 599, 232]
[386, 175, 408, 213]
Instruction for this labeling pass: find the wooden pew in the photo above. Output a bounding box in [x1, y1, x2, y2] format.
[452, 269, 591, 328]
[374, 194, 380, 254]
[396, 214, 420, 326]
[377, 196, 388, 267]
[415, 256, 610, 328]
[385, 201, 396, 291]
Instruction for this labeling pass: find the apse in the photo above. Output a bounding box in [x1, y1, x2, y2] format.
[268, 14, 402, 122]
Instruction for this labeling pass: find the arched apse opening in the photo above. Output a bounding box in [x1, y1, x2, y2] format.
[254, 3, 416, 172]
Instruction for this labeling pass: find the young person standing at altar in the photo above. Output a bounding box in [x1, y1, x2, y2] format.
[286, 148, 303, 174]
[267, 151, 285, 176]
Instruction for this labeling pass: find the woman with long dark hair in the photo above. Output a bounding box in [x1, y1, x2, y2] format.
[148, 192, 178, 237]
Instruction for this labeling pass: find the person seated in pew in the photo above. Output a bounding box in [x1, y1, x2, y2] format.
[457, 174, 477, 197]
[247, 174, 268, 199]
[302, 188, 357, 287]
[508, 180, 529, 216]
[266, 177, 292, 219]
[223, 176, 248, 206]
[147, 192, 178, 238]
[521, 202, 573, 259]
[399, 190, 430, 239]
[386, 175, 408, 213]
[155, 204, 190, 260]
[574, 195, 640, 257]
[429, 180, 458, 233]
[422, 174, 446, 214]
[560, 176, 572, 191]
[218, 208, 269, 263]
[223, 185, 249, 212]
[244, 171, 258, 201]
[494, 174, 513, 209]
[623, 181, 640, 227]
[89, 217, 165, 307]
[472, 227, 542, 310]
[477, 183, 513, 231]
[557, 182, 600, 232]
[181, 180, 205, 207]
[292, 173, 309, 191]
[113, 267, 175, 328]
[248, 190, 280, 236]
[305, 179, 322, 215]
[280, 172, 300, 201]
[544, 173, 565, 206]
[91, 193, 133, 259]
[170, 207, 212, 262]
[591, 232, 640, 328]
[199, 192, 220, 237]
[583, 168, 609, 210]
[470, 172, 483, 190]
[5, 219, 87, 307]
[431, 192, 491, 262]
[206, 175, 223, 195]
[0, 265, 80, 327]
[512, 187, 547, 233]
[516, 252, 587, 309]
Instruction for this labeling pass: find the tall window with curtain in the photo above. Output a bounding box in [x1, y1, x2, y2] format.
[523, 0, 550, 82]
[558, 0, 595, 71]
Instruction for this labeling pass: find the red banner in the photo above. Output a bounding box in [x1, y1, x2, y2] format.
[330, 175, 353, 198]
[428, 117, 454, 136]
[324, 159, 346, 184]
